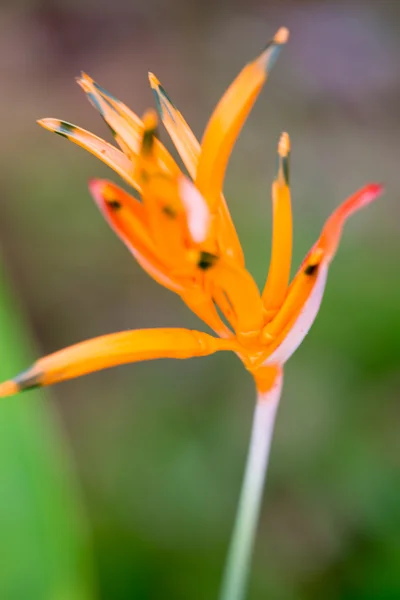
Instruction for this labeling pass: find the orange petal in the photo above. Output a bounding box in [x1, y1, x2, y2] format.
[318, 183, 384, 262]
[0, 329, 237, 397]
[148, 72, 200, 179]
[181, 290, 233, 339]
[260, 183, 383, 365]
[261, 254, 328, 365]
[89, 179, 187, 292]
[77, 73, 180, 176]
[210, 258, 264, 341]
[195, 27, 289, 211]
[38, 118, 139, 189]
[149, 73, 245, 265]
[262, 132, 292, 319]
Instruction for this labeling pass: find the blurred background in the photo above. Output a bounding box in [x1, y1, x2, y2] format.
[0, 0, 399, 598]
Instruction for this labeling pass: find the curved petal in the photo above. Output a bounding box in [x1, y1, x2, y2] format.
[38, 118, 139, 189]
[318, 183, 383, 262]
[90, 179, 233, 336]
[262, 132, 292, 319]
[149, 73, 245, 265]
[76, 73, 181, 176]
[0, 329, 237, 397]
[89, 179, 188, 293]
[260, 183, 383, 365]
[195, 27, 289, 211]
[148, 72, 200, 179]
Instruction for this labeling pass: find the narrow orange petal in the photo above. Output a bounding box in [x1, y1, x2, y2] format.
[0, 329, 237, 397]
[210, 259, 264, 341]
[318, 183, 384, 262]
[195, 27, 289, 211]
[260, 183, 383, 365]
[262, 132, 292, 319]
[261, 253, 328, 365]
[148, 72, 200, 179]
[38, 118, 137, 187]
[149, 73, 245, 265]
[77, 73, 180, 176]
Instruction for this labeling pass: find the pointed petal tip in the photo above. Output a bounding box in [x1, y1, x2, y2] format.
[148, 72, 159, 88]
[76, 73, 92, 93]
[77, 71, 92, 84]
[278, 131, 290, 156]
[365, 182, 384, 198]
[350, 182, 384, 213]
[0, 380, 19, 398]
[37, 117, 52, 128]
[274, 27, 290, 45]
[259, 27, 289, 73]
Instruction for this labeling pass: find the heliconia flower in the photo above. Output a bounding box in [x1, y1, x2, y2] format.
[0, 27, 384, 600]
[0, 26, 382, 403]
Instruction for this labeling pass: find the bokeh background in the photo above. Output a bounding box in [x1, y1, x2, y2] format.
[0, 0, 399, 598]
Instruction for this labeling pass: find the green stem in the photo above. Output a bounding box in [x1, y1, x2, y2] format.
[219, 376, 282, 600]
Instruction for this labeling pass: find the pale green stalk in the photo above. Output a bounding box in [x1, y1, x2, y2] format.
[219, 376, 282, 600]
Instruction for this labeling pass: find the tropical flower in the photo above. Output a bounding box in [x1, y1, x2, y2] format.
[0, 26, 383, 600]
[0, 26, 381, 402]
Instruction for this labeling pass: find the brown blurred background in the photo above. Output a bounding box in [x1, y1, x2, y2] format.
[0, 0, 399, 598]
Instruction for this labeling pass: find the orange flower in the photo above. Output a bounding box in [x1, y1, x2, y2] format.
[0, 27, 382, 402]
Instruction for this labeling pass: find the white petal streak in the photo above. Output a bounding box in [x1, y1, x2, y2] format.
[179, 177, 210, 243]
[264, 263, 328, 366]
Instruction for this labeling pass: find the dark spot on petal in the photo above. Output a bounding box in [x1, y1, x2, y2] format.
[162, 205, 177, 218]
[198, 251, 218, 270]
[304, 263, 319, 276]
[107, 199, 122, 210]
[54, 121, 75, 139]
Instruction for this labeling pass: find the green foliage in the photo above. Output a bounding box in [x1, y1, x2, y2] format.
[0, 265, 94, 600]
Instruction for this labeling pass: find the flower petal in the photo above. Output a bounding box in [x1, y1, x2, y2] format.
[210, 259, 264, 340]
[318, 183, 384, 262]
[262, 132, 292, 319]
[178, 177, 210, 243]
[38, 118, 138, 189]
[0, 329, 237, 397]
[149, 73, 245, 265]
[89, 179, 187, 292]
[261, 183, 383, 364]
[148, 72, 200, 179]
[195, 27, 289, 210]
[77, 73, 180, 176]
[262, 260, 329, 365]
[89, 179, 233, 336]
[181, 291, 233, 339]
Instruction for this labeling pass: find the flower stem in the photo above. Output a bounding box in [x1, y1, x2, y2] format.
[219, 377, 282, 600]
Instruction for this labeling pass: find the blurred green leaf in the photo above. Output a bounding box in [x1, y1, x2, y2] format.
[0, 264, 95, 600]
